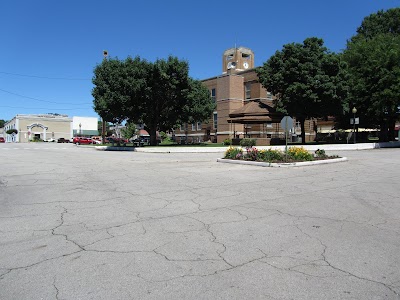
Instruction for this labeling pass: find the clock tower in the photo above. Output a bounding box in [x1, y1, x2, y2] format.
[222, 47, 254, 74]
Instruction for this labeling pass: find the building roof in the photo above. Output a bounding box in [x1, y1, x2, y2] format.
[227, 100, 282, 124]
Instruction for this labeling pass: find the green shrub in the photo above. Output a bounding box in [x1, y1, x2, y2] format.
[240, 138, 256, 148]
[223, 139, 232, 145]
[314, 149, 327, 158]
[224, 147, 243, 159]
[258, 149, 285, 162]
[6, 129, 18, 135]
[287, 146, 313, 161]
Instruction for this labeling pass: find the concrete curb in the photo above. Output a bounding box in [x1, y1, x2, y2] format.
[94, 141, 400, 153]
[95, 146, 136, 151]
[217, 157, 348, 168]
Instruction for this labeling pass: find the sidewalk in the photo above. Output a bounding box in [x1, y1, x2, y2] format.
[96, 141, 400, 153]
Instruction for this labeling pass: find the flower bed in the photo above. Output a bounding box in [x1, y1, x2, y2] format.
[223, 146, 340, 163]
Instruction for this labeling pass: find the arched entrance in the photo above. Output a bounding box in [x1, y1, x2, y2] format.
[27, 123, 48, 141]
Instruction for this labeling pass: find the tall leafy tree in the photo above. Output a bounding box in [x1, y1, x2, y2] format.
[121, 122, 137, 140]
[92, 55, 214, 145]
[352, 8, 400, 41]
[257, 37, 348, 143]
[182, 78, 215, 126]
[344, 8, 400, 141]
[138, 56, 190, 145]
[92, 56, 147, 124]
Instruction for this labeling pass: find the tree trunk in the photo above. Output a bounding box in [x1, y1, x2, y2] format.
[379, 121, 389, 142]
[388, 118, 396, 141]
[148, 126, 158, 146]
[300, 117, 306, 145]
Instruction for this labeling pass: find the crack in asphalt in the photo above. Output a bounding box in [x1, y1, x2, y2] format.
[294, 224, 400, 297]
[53, 277, 60, 300]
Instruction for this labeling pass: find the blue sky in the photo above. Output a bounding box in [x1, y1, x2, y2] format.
[1, 0, 399, 122]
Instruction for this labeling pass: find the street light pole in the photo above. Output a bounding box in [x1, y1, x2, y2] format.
[101, 50, 108, 144]
[352, 107, 357, 144]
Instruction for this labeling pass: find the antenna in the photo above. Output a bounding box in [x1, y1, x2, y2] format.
[234, 39, 238, 64]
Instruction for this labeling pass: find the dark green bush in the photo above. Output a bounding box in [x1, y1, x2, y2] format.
[223, 139, 232, 145]
[6, 129, 18, 135]
[314, 149, 327, 158]
[240, 138, 256, 148]
[258, 149, 285, 162]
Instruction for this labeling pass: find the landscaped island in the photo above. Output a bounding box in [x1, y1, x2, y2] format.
[223, 146, 340, 164]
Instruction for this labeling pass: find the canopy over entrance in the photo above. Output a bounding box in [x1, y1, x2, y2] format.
[227, 100, 283, 124]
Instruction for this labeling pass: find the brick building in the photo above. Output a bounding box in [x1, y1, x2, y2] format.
[174, 47, 317, 145]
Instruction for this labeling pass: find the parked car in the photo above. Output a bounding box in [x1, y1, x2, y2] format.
[0, 137, 5, 143]
[57, 138, 70, 143]
[72, 137, 96, 145]
[107, 137, 128, 146]
[91, 136, 102, 142]
[46, 138, 56, 142]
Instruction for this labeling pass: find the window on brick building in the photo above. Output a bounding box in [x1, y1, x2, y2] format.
[267, 92, 273, 100]
[245, 82, 251, 99]
[211, 88, 216, 103]
[213, 112, 218, 130]
[197, 122, 202, 131]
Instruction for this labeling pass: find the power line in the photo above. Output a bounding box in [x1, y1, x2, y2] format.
[0, 71, 91, 81]
[0, 105, 92, 110]
[0, 88, 92, 106]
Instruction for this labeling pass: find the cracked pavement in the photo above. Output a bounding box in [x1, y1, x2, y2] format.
[0, 143, 399, 299]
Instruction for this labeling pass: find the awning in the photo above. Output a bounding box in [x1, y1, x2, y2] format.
[228, 100, 283, 124]
[227, 116, 273, 123]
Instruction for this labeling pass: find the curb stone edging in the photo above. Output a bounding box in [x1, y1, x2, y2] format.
[216, 157, 348, 167]
[93, 141, 400, 153]
[95, 146, 136, 151]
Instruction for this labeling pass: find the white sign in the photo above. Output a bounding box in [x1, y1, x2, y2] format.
[350, 117, 359, 125]
[280, 116, 293, 131]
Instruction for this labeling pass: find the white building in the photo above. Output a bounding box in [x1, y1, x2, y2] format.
[2, 114, 99, 142]
[72, 116, 99, 137]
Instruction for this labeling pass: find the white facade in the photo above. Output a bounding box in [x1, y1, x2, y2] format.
[3, 114, 73, 142]
[72, 116, 99, 136]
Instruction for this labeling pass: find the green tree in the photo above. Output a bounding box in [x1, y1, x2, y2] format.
[92, 55, 214, 145]
[257, 37, 349, 143]
[352, 8, 400, 41]
[344, 8, 400, 141]
[0, 120, 7, 128]
[97, 120, 113, 137]
[92, 56, 147, 124]
[184, 78, 216, 124]
[121, 122, 136, 139]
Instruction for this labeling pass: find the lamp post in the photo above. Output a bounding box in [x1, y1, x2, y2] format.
[352, 107, 357, 144]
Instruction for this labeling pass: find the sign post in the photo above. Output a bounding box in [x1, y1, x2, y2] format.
[280, 116, 293, 160]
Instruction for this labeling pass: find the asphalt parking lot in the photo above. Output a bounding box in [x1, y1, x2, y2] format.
[0, 143, 399, 299]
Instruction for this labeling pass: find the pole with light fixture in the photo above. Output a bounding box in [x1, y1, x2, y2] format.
[352, 107, 357, 144]
[101, 50, 108, 144]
